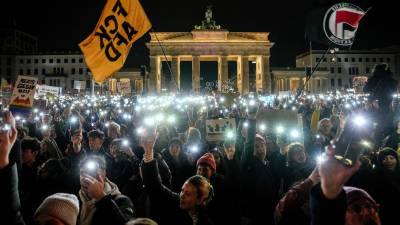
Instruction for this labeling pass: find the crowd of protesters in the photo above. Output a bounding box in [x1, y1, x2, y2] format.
[0, 64, 399, 225]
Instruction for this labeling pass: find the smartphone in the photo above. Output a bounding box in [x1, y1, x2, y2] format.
[333, 115, 366, 166]
[82, 160, 100, 179]
[0, 113, 10, 134]
[247, 99, 258, 114]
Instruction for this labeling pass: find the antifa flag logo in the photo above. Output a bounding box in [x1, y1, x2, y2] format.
[323, 3, 365, 46]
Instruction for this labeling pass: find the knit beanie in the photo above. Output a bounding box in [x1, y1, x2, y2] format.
[34, 193, 80, 225]
[378, 147, 399, 169]
[378, 147, 398, 162]
[197, 153, 217, 171]
[343, 186, 378, 209]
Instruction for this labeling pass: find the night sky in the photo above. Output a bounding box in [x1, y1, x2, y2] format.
[1, 0, 399, 68]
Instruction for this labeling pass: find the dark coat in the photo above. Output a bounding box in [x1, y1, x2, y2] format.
[210, 156, 241, 225]
[19, 163, 39, 224]
[65, 146, 87, 195]
[240, 119, 282, 225]
[282, 161, 314, 193]
[141, 159, 214, 225]
[89, 193, 135, 225]
[161, 148, 194, 192]
[385, 131, 400, 150]
[275, 178, 314, 225]
[368, 168, 400, 225]
[310, 184, 347, 225]
[0, 163, 26, 225]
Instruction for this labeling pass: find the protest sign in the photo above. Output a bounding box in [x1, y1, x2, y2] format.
[206, 118, 236, 142]
[9, 76, 38, 116]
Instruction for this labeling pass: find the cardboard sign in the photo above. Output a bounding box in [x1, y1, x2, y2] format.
[9, 76, 37, 108]
[74, 81, 86, 90]
[36, 85, 62, 97]
[9, 76, 38, 116]
[206, 118, 236, 141]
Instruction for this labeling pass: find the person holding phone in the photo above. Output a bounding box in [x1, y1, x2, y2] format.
[240, 101, 284, 225]
[79, 156, 134, 225]
[140, 126, 215, 225]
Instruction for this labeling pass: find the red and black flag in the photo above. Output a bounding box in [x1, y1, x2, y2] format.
[305, 2, 367, 48]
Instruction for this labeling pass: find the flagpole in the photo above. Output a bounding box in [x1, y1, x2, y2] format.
[92, 79, 95, 96]
[296, 47, 331, 99]
[152, 28, 180, 92]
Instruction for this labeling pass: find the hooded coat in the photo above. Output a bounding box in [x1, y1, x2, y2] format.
[79, 178, 134, 225]
[368, 148, 400, 225]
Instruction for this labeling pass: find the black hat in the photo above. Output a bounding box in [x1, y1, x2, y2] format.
[377, 147, 399, 169]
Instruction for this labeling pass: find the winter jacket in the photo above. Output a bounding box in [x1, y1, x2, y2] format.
[282, 162, 314, 193]
[161, 148, 194, 192]
[65, 146, 87, 195]
[0, 163, 26, 225]
[368, 168, 400, 225]
[310, 183, 346, 225]
[79, 178, 134, 225]
[240, 119, 282, 225]
[385, 131, 400, 150]
[275, 178, 314, 225]
[141, 159, 214, 225]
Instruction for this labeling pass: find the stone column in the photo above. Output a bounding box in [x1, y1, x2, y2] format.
[286, 78, 291, 91]
[278, 79, 282, 92]
[171, 56, 180, 91]
[237, 56, 249, 95]
[323, 79, 328, 92]
[192, 56, 200, 92]
[149, 56, 162, 92]
[256, 57, 262, 92]
[257, 55, 271, 94]
[218, 56, 228, 92]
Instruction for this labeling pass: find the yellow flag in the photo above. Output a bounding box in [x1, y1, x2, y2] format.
[79, 0, 151, 83]
[310, 107, 320, 134]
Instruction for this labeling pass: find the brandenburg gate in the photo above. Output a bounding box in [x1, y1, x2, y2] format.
[146, 7, 273, 94]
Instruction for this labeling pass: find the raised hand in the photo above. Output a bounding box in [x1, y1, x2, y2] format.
[0, 112, 18, 169]
[71, 132, 83, 153]
[81, 173, 106, 201]
[308, 166, 321, 185]
[247, 100, 259, 120]
[319, 146, 360, 199]
[140, 126, 157, 162]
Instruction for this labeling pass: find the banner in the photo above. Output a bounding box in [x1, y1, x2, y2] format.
[74, 81, 86, 90]
[9, 76, 38, 115]
[206, 118, 236, 142]
[79, 0, 152, 84]
[36, 85, 62, 97]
